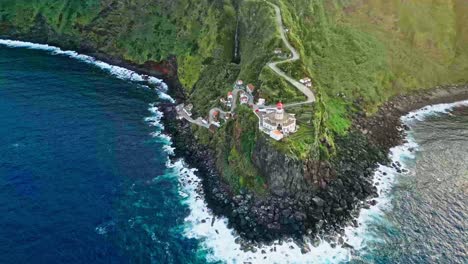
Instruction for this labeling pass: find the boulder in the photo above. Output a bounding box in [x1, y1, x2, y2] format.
[312, 196, 325, 207]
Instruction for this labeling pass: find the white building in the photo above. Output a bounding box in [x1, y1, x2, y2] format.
[247, 84, 255, 94]
[261, 102, 297, 135]
[235, 80, 244, 88]
[257, 98, 266, 106]
[240, 92, 249, 105]
[300, 77, 313, 88]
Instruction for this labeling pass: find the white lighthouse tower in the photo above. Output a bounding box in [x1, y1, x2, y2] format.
[275, 101, 284, 120]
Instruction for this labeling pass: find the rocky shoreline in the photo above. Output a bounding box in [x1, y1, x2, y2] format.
[356, 84, 468, 150]
[161, 84, 468, 247]
[4, 35, 468, 248]
[162, 104, 387, 245]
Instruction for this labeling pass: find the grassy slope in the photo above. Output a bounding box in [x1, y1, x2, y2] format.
[335, 0, 468, 92]
[1, 0, 468, 192]
[278, 0, 468, 105]
[274, 0, 468, 158]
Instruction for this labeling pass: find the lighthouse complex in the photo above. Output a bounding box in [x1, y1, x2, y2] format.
[177, 78, 304, 141]
[258, 101, 297, 141]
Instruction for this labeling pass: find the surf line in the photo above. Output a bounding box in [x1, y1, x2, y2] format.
[0, 39, 173, 101]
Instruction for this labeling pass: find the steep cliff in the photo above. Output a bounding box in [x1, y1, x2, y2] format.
[252, 135, 336, 196]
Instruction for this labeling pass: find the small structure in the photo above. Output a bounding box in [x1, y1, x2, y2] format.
[235, 80, 244, 88]
[247, 84, 255, 94]
[269, 130, 284, 141]
[179, 103, 193, 117]
[212, 110, 219, 121]
[185, 103, 194, 112]
[227, 91, 233, 108]
[261, 102, 297, 135]
[240, 92, 249, 105]
[257, 98, 266, 106]
[300, 77, 313, 88]
[274, 48, 283, 55]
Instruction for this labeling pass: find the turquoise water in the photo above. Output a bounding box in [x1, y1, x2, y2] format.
[0, 46, 204, 263]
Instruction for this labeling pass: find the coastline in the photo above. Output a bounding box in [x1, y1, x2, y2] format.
[2, 38, 468, 260]
[161, 86, 468, 263]
[161, 83, 468, 241]
[356, 84, 468, 150]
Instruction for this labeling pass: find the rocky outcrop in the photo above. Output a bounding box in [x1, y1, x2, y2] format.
[252, 136, 309, 196]
[252, 135, 337, 197]
[162, 103, 385, 243]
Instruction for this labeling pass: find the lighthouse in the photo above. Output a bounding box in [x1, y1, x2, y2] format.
[260, 101, 297, 140]
[275, 101, 284, 120]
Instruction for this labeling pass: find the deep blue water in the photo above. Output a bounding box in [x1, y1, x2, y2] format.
[0, 46, 202, 263]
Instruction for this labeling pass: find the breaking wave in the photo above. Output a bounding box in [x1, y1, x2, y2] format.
[0, 39, 168, 93]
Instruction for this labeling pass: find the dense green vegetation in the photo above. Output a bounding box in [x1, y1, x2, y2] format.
[196, 106, 267, 194]
[273, 0, 468, 157]
[1, 0, 467, 193]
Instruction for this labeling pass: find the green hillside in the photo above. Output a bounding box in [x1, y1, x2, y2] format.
[1, 0, 467, 192]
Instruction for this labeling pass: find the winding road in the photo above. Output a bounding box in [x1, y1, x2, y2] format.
[265, 1, 316, 106]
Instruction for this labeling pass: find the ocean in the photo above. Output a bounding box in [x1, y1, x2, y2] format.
[0, 40, 466, 264]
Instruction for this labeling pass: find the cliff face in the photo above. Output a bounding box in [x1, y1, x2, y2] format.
[252, 136, 335, 196]
[252, 136, 307, 196]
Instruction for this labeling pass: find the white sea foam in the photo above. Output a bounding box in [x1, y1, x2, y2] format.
[157, 91, 176, 103]
[167, 99, 468, 263]
[402, 100, 468, 123]
[329, 100, 468, 257]
[0, 39, 169, 92]
[145, 103, 165, 130]
[145, 103, 175, 157]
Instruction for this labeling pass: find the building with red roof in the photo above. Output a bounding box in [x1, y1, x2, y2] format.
[260, 101, 296, 135]
[247, 84, 255, 93]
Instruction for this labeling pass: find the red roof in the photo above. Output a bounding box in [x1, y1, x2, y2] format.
[247, 84, 255, 91]
[228, 91, 233, 96]
[276, 101, 283, 109]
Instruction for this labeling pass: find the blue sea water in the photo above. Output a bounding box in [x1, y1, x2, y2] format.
[1, 41, 467, 264]
[0, 46, 203, 263]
